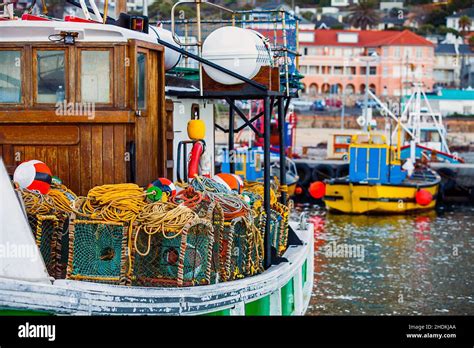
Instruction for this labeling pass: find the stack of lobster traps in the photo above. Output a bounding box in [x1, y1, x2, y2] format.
[16, 176, 291, 288]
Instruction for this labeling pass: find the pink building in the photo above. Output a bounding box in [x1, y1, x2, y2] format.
[299, 29, 435, 98]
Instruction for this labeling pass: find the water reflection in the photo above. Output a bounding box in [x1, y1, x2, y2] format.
[294, 204, 474, 315]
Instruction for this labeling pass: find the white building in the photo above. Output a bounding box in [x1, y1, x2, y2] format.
[446, 7, 474, 32]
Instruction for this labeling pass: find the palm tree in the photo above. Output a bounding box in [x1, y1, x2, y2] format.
[347, 0, 381, 30]
[458, 15, 472, 37]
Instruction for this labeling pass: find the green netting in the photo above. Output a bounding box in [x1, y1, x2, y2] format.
[182, 223, 213, 286]
[132, 219, 214, 287]
[67, 220, 128, 284]
[191, 200, 231, 284]
[229, 218, 249, 280]
[27, 214, 68, 279]
[133, 229, 184, 287]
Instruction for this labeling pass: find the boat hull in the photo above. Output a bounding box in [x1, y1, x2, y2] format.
[0, 222, 314, 316]
[324, 182, 439, 214]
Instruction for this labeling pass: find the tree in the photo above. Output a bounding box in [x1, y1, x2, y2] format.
[458, 15, 472, 36]
[347, 0, 381, 30]
[301, 11, 314, 21]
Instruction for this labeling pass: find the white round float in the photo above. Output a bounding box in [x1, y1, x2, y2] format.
[202, 26, 273, 85]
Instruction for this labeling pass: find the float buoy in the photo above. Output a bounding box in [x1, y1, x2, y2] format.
[415, 189, 433, 206]
[148, 178, 176, 197]
[187, 118, 206, 141]
[146, 186, 163, 202]
[295, 185, 303, 195]
[213, 173, 244, 193]
[188, 141, 204, 179]
[13, 160, 52, 194]
[309, 181, 326, 199]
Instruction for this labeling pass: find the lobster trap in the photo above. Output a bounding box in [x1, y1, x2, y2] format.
[27, 213, 69, 279]
[192, 199, 232, 283]
[132, 219, 214, 287]
[66, 219, 130, 285]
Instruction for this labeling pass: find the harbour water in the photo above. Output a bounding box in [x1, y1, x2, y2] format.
[294, 204, 474, 315]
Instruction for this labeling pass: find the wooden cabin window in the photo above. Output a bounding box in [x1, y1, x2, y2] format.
[137, 52, 146, 109]
[80, 50, 112, 104]
[35, 50, 66, 104]
[0, 50, 22, 103]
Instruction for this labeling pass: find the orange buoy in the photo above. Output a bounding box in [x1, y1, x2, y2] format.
[309, 181, 325, 199]
[213, 173, 244, 193]
[13, 160, 52, 194]
[295, 186, 303, 195]
[415, 189, 433, 206]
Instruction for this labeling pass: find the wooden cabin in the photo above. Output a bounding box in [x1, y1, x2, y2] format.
[0, 23, 174, 195]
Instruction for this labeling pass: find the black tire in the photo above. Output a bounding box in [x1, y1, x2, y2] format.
[296, 163, 312, 186]
[437, 167, 456, 192]
[336, 164, 349, 178]
[311, 164, 335, 182]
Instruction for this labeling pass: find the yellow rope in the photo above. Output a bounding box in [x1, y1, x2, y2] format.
[134, 202, 198, 256]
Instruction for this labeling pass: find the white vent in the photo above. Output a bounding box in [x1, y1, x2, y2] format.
[337, 32, 359, 43]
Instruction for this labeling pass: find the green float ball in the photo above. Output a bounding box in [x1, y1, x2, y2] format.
[52, 176, 62, 185]
[146, 186, 163, 202]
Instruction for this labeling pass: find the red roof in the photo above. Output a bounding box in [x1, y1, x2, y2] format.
[300, 29, 434, 47]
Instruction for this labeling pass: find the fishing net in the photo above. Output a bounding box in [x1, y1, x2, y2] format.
[191, 198, 232, 284]
[67, 220, 130, 285]
[132, 218, 214, 287]
[20, 185, 77, 279]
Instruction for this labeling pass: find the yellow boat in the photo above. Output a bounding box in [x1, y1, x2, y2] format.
[322, 133, 441, 214]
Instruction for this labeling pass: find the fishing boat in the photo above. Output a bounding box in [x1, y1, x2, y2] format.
[0, 1, 314, 315]
[320, 133, 441, 214]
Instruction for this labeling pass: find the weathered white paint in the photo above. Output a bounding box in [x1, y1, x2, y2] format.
[0, 160, 51, 283]
[0, 222, 314, 315]
[269, 288, 282, 315]
[0, 20, 181, 70]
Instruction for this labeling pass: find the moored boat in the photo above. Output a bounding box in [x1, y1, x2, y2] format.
[321, 133, 441, 214]
[0, 2, 313, 316]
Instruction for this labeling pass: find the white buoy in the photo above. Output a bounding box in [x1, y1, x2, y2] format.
[202, 26, 272, 85]
[152, 26, 182, 71]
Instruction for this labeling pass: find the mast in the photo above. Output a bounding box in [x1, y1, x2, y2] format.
[116, 0, 126, 17]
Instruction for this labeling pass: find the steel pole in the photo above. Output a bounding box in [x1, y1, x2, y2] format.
[229, 100, 235, 174]
[277, 97, 287, 204]
[263, 96, 272, 269]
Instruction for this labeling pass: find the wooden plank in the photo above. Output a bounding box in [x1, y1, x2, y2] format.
[2, 145, 14, 174]
[80, 125, 92, 195]
[44, 146, 58, 178]
[35, 146, 47, 164]
[56, 146, 70, 185]
[114, 124, 126, 184]
[23, 146, 36, 162]
[68, 146, 81, 195]
[0, 110, 133, 123]
[0, 125, 80, 145]
[102, 125, 114, 184]
[12, 146, 24, 164]
[91, 125, 103, 187]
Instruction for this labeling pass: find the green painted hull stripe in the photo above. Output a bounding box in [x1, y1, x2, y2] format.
[302, 259, 308, 285]
[245, 295, 271, 316]
[281, 278, 295, 316]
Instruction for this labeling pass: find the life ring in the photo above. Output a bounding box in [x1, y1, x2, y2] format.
[311, 164, 335, 182]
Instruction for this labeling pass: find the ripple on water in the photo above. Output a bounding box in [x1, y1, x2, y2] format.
[295, 204, 474, 315]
